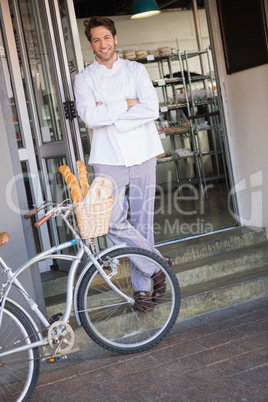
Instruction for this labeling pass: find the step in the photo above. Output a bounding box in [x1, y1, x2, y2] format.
[179, 264, 268, 319]
[42, 271, 69, 298]
[47, 264, 268, 351]
[45, 258, 268, 319]
[159, 226, 267, 265]
[174, 241, 268, 287]
[41, 226, 267, 299]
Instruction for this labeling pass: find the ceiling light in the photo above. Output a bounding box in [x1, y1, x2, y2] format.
[130, 0, 161, 19]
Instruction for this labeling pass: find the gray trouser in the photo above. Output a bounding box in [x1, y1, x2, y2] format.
[93, 157, 161, 291]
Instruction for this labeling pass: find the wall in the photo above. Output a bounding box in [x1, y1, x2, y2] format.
[0, 109, 29, 269]
[206, 0, 268, 234]
[0, 51, 45, 313]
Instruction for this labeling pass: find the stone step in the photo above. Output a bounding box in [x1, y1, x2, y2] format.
[159, 226, 267, 265]
[179, 264, 268, 319]
[174, 241, 268, 287]
[54, 263, 268, 351]
[45, 241, 268, 315]
[45, 259, 268, 321]
[42, 271, 71, 299]
[42, 226, 267, 299]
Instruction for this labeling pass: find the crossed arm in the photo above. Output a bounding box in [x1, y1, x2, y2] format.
[96, 99, 139, 109]
[74, 65, 159, 132]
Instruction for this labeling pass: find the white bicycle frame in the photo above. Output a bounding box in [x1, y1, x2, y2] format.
[0, 205, 131, 358]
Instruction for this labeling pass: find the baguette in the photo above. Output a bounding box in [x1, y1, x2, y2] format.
[70, 187, 83, 203]
[76, 160, 90, 197]
[59, 165, 84, 203]
[59, 165, 71, 178]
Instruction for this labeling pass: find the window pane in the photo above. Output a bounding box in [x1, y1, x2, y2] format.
[0, 18, 24, 148]
[18, 0, 63, 143]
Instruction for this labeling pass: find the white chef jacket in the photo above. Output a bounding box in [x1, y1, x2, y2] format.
[74, 57, 164, 167]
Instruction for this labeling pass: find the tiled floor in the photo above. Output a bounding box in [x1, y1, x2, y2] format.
[32, 297, 268, 401]
[154, 181, 236, 243]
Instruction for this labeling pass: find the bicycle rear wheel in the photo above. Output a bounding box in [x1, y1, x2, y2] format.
[77, 247, 181, 353]
[0, 301, 40, 402]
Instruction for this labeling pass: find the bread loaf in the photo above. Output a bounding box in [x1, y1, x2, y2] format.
[76, 160, 90, 197]
[84, 176, 113, 204]
[59, 165, 84, 203]
[70, 187, 83, 203]
[59, 165, 71, 178]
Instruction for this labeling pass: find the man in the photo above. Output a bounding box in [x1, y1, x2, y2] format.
[74, 17, 170, 311]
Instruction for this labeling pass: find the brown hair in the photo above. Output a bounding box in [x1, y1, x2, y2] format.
[84, 17, 117, 43]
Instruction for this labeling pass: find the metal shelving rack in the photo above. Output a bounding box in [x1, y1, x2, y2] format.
[140, 48, 227, 197]
[178, 49, 227, 196]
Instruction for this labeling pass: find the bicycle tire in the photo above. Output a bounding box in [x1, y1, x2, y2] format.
[77, 247, 181, 354]
[0, 301, 40, 402]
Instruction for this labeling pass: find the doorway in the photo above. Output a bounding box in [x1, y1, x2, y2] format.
[74, 6, 238, 245]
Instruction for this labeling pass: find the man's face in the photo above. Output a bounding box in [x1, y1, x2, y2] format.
[89, 26, 117, 66]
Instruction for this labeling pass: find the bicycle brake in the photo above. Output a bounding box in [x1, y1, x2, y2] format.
[104, 257, 119, 279]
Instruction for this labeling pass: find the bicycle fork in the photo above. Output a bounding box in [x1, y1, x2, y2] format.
[87, 251, 134, 304]
[74, 244, 135, 325]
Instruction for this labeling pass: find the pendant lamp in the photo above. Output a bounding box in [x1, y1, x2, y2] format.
[130, 0, 161, 19]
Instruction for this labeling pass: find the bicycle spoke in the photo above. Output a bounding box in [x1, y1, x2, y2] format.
[77, 247, 180, 353]
[0, 301, 40, 402]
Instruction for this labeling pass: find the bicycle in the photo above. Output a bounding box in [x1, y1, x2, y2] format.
[0, 199, 181, 401]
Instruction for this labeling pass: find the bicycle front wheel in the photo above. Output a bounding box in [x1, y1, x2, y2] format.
[77, 247, 181, 353]
[0, 301, 40, 402]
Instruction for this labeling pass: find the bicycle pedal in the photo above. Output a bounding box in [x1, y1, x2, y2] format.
[49, 312, 63, 324]
[46, 355, 67, 364]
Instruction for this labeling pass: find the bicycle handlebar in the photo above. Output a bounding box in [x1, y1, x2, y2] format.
[24, 201, 52, 219]
[24, 208, 40, 219]
[25, 200, 74, 228]
[34, 214, 52, 228]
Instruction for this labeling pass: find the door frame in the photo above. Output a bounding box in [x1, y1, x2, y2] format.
[0, 0, 86, 271]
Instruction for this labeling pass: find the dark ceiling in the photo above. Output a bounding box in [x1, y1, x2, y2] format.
[73, 0, 205, 19]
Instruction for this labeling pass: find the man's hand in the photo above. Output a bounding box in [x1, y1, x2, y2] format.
[126, 98, 139, 109]
[96, 99, 139, 109]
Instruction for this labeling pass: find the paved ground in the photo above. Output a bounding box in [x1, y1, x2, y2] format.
[32, 297, 268, 401]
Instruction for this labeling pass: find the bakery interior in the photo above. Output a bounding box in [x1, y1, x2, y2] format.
[72, 0, 237, 245]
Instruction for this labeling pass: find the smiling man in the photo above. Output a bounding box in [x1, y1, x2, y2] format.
[74, 17, 171, 312]
[89, 23, 117, 66]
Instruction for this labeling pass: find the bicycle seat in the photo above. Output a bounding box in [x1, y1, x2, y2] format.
[0, 232, 10, 247]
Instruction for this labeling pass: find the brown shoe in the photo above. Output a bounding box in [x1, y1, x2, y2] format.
[134, 291, 154, 312]
[151, 255, 171, 302]
[152, 271, 166, 302]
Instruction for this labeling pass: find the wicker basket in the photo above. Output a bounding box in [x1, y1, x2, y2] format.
[74, 197, 113, 239]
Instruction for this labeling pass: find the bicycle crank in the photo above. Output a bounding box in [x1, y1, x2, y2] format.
[47, 321, 74, 354]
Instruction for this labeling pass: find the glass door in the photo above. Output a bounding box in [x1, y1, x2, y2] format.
[50, 0, 92, 164]
[2, 0, 89, 271]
